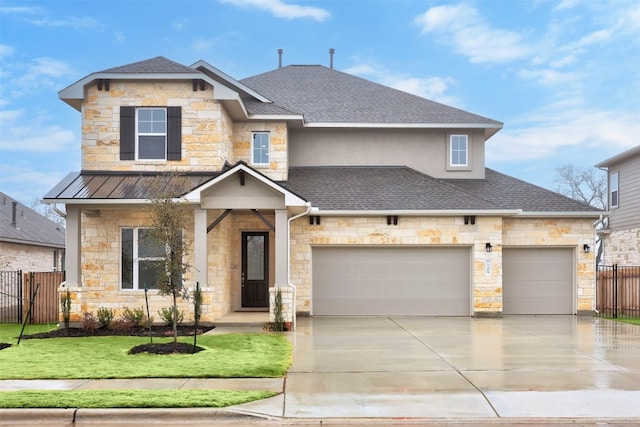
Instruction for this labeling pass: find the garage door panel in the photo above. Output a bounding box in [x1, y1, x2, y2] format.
[503, 248, 574, 315]
[313, 247, 470, 316]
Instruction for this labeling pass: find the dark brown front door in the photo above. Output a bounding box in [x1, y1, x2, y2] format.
[241, 231, 269, 308]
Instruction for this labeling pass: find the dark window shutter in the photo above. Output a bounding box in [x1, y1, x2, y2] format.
[167, 106, 182, 161]
[120, 106, 135, 160]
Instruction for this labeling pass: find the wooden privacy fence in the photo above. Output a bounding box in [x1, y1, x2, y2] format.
[597, 265, 640, 318]
[0, 271, 64, 323]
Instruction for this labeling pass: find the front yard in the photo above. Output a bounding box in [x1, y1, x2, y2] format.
[0, 324, 291, 408]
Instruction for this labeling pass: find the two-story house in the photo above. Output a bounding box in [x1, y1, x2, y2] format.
[44, 56, 601, 326]
[596, 145, 640, 265]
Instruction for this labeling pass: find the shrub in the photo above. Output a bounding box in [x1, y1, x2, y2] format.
[96, 307, 115, 329]
[82, 312, 98, 331]
[121, 306, 146, 328]
[158, 307, 184, 326]
[60, 290, 71, 330]
[273, 288, 285, 332]
[110, 319, 135, 331]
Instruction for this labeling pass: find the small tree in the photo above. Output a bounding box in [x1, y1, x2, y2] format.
[146, 173, 191, 343]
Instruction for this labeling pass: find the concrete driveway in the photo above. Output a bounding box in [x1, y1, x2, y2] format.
[236, 315, 640, 420]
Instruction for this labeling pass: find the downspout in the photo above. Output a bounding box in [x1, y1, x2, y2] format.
[592, 214, 605, 314]
[287, 202, 312, 331]
[51, 204, 66, 219]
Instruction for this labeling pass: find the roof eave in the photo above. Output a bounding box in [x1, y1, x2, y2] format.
[191, 60, 272, 103]
[59, 72, 243, 111]
[514, 211, 603, 218]
[302, 122, 503, 130]
[0, 237, 65, 249]
[595, 145, 640, 168]
[311, 209, 522, 216]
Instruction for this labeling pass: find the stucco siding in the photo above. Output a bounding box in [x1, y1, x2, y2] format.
[288, 128, 485, 179]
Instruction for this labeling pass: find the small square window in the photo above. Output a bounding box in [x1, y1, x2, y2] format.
[252, 132, 270, 165]
[450, 135, 468, 167]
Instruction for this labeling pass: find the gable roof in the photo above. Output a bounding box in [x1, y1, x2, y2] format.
[0, 192, 65, 248]
[595, 144, 640, 168]
[98, 56, 201, 74]
[241, 65, 502, 136]
[285, 166, 601, 216]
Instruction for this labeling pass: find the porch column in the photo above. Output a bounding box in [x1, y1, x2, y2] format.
[193, 207, 208, 287]
[274, 209, 288, 285]
[65, 205, 82, 287]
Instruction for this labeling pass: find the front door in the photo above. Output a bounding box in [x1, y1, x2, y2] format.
[241, 232, 269, 308]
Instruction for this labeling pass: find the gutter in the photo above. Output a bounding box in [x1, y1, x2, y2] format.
[313, 209, 522, 217]
[287, 202, 312, 331]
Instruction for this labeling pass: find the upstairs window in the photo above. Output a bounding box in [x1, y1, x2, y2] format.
[252, 132, 270, 166]
[610, 172, 619, 209]
[450, 135, 468, 167]
[137, 108, 166, 160]
[120, 106, 181, 161]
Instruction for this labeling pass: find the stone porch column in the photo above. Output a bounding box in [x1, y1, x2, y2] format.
[65, 205, 82, 287]
[193, 207, 208, 287]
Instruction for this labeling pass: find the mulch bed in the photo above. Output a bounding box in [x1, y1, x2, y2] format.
[19, 325, 215, 339]
[1, 325, 215, 354]
[128, 342, 205, 355]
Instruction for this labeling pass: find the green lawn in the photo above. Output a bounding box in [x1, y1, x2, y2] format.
[0, 324, 291, 379]
[0, 389, 277, 408]
[607, 317, 640, 326]
[0, 324, 290, 409]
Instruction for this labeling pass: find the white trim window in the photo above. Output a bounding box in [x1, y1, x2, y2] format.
[610, 172, 619, 209]
[136, 108, 167, 160]
[121, 228, 166, 290]
[450, 135, 468, 167]
[252, 132, 270, 166]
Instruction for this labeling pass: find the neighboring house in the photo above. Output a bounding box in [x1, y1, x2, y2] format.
[595, 145, 640, 265]
[0, 192, 65, 272]
[44, 56, 601, 325]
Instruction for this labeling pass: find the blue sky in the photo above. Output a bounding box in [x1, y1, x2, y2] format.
[1, 0, 639, 207]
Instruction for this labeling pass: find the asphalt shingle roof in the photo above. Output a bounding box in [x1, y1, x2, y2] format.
[240, 65, 502, 125]
[285, 167, 498, 211]
[444, 169, 601, 213]
[0, 192, 65, 248]
[99, 56, 201, 74]
[285, 167, 602, 213]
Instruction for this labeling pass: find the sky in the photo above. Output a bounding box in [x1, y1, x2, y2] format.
[1, 0, 639, 208]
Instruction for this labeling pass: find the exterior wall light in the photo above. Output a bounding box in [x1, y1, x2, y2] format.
[485, 243, 493, 252]
[583, 244, 591, 253]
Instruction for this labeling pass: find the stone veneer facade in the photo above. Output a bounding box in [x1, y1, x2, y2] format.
[0, 242, 64, 272]
[602, 228, 640, 265]
[289, 216, 595, 315]
[81, 81, 288, 181]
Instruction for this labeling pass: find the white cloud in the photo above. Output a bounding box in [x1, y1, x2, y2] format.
[26, 15, 105, 31]
[487, 106, 639, 163]
[414, 4, 531, 64]
[219, 0, 330, 21]
[0, 44, 15, 58]
[172, 18, 189, 30]
[0, 6, 41, 15]
[344, 60, 459, 105]
[517, 68, 580, 85]
[114, 31, 125, 43]
[0, 109, 76, 153]
[191, 38, 215, 52]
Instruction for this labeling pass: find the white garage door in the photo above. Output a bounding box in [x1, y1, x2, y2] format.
[312, 246, 471, 316]
[503, 248, 574, 315]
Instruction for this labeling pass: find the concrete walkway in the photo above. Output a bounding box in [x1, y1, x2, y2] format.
[2, 316, 640, 425]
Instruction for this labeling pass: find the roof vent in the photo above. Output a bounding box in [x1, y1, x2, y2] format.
[329, 48, 335, 69]
[11, 201, 17, 227]
[278, 48, 283, 68]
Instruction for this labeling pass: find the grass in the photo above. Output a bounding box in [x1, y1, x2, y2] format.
[0, 324, 291, 379]
[606, 317, 640, 326]
[0, 390, 278, 408]
[0, 323, 290, 408]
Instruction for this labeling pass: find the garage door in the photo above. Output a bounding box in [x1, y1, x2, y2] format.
[503, 248, 574, 315]
[312, 246, 471, 316]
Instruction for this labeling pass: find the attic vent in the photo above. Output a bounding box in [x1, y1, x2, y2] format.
[278, 48, 283, 68]
[329, 48, 335, 69]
